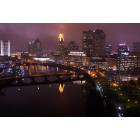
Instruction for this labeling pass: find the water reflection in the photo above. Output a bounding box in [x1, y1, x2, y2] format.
[0, 65, 107, 116]
[37, 86, 40, 91]
[73, 80, 86, 85]
[58, 83, 65, 94]
[1, 65, 64, 77]
[17, 87, 21, 92]
[0, 79, 107, 117]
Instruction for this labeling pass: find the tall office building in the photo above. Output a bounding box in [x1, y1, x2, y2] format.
[117, 43, 138, 73]
[58, 33, 65, 55]
[133, 42, 140, 55]
[132, 42, 140, 70]
[93, 29, 106, 57]
[105, 44, 112, 56]
[117, 43, 129, 57]
[68, 41, 79, 51]
[28, 39, 43, 57]
[82, 29, 106, 57]
[117, 43, 129, 72]
[0, 40, 10, 56]
[82, 30, 94, 57]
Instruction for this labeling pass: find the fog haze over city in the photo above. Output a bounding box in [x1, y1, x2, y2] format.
[0, 23, 140, 52]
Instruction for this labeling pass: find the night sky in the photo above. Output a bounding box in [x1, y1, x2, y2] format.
[0, 23, 140, 52]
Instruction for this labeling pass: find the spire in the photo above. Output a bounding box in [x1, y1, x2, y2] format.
[58, 33, 64, 42]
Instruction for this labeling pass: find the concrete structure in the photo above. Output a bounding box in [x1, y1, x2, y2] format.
[82, 29, 106, 57]
[68, 41, 79, 51]
[58, 33, 65, 56]
[133, 42, 140, 55]
[66, 51, 88, 66]
[105, 44, 112, 56]
[117, 44, 138, 73]
[0, 40, 10, 56]
[91, 57, 108, 70]
[28, 39, 43, 57]
[117, 43, 129, 57]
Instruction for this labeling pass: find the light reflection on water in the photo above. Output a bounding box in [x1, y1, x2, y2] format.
[0, 81, 88, 116]
[0, 66, 106, 116]
[1, 65, 64, 77]
[58, 84, 65, 94]
[27, 65, 63, 76]
[0, 79, 106, 117]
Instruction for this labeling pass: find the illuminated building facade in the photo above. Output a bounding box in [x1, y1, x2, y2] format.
[117, 43, 138, 73]
[117, 55, 138, 73]
[117, 43, 129, 57]
[28, 39, 43, 57]
[58, 33, 65, 55]
[68, 41, 79, 51]
[105, 54, 117, 71]
[93, 29, 106, 57]
[82, 30, 94, 57]
[66, 51, 88, 66]
[133, 42, 140, 69]
[105, 44, 112, 56]
[82, 29, 106, 57]
[91, 57, 108, 70]
[0, 40, 10, 56]
[133, 42, 140, 55]
[21, 51, 29, 61]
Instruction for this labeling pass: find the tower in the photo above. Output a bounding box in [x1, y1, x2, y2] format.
[82, 29, 106, 57]
[58, 33, 64, 48]
[105, 44, 112, 56]
[58, 33, 64, 43]
[28, 39, 43, 57]
[0, 40, 10, 56]
[68, 41, 79, 51]
[82, 30, 94, 57]
[117, 43, 133, 73]
[58, 33, 65, 55]
[117, 43, 129, 57]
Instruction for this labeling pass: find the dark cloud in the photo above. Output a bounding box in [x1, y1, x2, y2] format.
[0, 23, 140, 52]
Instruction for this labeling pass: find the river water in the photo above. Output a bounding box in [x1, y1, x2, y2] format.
[0, 65, 105, 117]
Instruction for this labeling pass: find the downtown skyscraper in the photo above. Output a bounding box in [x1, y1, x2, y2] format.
[82, 29, 106, 57]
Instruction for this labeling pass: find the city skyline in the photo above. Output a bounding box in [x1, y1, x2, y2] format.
[0, 23, 140, 52]
[0, 23, 139, 117]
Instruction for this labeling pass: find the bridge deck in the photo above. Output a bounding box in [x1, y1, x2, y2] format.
[0, 72, 88, 89]
[0, 62, 92, 89]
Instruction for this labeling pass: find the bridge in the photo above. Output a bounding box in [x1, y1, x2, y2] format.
[0, 62, 92, 90]
[1, 61, 87, 73]
[0, 61, 108, 116]
[14, 61, 84, 73]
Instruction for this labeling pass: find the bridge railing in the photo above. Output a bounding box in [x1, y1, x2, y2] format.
[0, 62, 93, 89]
